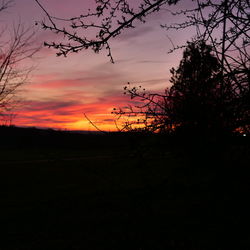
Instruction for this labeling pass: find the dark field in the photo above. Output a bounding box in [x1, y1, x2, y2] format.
[1, 126, 250, 249]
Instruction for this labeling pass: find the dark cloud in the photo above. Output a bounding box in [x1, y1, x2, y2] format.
[24, 100, 81, 112]
[103, 119, 115, 122]
[128, 78, 167, 88]
[137, 60, 167, 64]
[116, 25, 155, 41]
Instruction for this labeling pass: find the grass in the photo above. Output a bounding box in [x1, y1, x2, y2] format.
[1, 127, 250, 249]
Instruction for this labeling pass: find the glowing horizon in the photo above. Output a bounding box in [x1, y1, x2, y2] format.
[1, 0, 196, 131]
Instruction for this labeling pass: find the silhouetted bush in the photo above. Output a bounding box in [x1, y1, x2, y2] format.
[114, 41, 250, 138]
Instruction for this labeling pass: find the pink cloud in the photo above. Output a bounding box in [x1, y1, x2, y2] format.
[13, 92, 133, 130]
[6, 0, 186, 131]
[31, 79, 85, 89]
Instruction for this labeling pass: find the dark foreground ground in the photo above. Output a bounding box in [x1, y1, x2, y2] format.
[1, 126, 250, 249]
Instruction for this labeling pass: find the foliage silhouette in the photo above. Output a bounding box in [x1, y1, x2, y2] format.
[113, 40, 249, 137]
[169, 41, 225, 136]
[163, 0, 250, 134]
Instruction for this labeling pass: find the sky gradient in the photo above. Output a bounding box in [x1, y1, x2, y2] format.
[2, 0, 196, 131]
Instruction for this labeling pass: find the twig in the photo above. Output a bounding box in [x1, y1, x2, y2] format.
[83, 113, 108, 134]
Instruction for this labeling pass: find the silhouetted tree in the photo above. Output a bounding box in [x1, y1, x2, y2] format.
[114, 40, 249, 136]
[169, 41, 226, 136]
[0, 1, 39, 122]
[162, 0, 250, 133]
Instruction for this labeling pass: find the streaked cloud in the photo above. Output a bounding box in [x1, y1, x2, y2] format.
[7, 0, 194, 130]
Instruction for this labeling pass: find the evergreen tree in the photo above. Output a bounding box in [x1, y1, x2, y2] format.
[169, 41, 223, 135]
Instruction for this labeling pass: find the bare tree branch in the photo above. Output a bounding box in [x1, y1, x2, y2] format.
[35, 0, 179, 62]
[0, 0, 14, 12]
[0, 4, 40, 121]
[83, 113, 108, 134]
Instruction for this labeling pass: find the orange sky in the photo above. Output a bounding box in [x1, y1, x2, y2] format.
[2, 0, 196, 131]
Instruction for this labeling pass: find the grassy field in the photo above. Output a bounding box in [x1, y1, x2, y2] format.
[1, 127, 250, 249]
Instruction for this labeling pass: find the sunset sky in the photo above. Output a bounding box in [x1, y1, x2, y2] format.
[2, 0, 197, 131]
